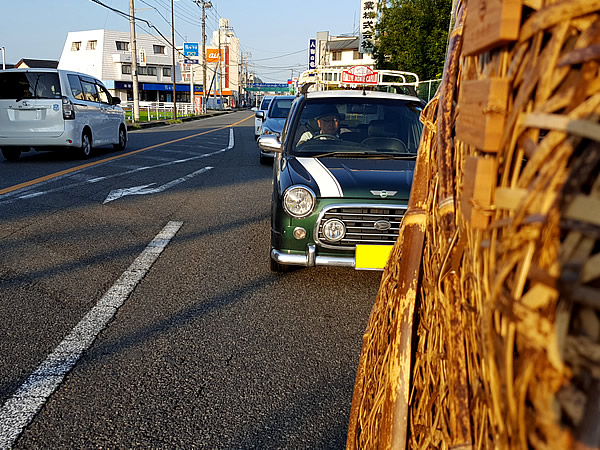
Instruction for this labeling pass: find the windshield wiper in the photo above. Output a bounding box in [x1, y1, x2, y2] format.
[312, 151, 373, 158]
[312, 151, 416, 159]
[373, 152, 418, 159]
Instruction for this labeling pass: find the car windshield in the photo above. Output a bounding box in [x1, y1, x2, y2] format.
[268, 98, 293, 119]
[291, 97, 423, 157]
[0, 72, 62, 100]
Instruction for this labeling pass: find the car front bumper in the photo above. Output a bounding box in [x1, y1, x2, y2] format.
[271, 244, 357, 269]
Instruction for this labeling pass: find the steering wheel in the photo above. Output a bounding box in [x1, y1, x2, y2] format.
[309, 134, 338, 141]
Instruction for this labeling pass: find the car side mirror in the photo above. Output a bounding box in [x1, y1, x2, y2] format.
[257, 135, 282, 153]
[255, 111, 265, 119]
[111, 97, 121, 105]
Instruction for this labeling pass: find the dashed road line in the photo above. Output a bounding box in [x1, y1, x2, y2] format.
[0, 220, 184, 449]
[1, 128, 235, 204]
[0, 114, 252, 197]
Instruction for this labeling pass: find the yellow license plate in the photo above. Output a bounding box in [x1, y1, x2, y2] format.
[355, 245, 394, 270]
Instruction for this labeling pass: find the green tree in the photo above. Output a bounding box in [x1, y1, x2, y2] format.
[371, 0, 452, 80]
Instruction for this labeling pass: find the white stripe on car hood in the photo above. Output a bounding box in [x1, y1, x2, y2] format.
[297, 157, 343, 197]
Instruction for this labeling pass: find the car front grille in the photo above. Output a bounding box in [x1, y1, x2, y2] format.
[315, 204, 407, 249]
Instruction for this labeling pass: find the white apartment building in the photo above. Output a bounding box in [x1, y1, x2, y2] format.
[58, 29, 199, 104]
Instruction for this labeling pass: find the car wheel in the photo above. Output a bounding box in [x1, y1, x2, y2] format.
[1, 147, 21, 161]
[79, 132, 92, 159]
[113, 126, 127, 151]
[270, 256, 292, 273]
[259, 154, 271, 165]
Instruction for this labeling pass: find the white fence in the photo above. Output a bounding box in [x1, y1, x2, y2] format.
[121, 102, 202, 122]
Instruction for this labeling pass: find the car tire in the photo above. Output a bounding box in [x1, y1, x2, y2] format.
[113, 125, 127, 151]
[259, 154, 271, 165]
[1, 147, 21, 161]
[79, 131, 92, 159]
[270, 256, 293, 273]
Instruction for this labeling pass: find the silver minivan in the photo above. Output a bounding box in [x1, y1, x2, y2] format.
[0, 68, 127, 161]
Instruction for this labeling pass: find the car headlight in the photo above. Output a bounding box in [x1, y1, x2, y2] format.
[262, 128, 278, 136]
[283, 186, 316, 218]
[322, 219, 346, 242]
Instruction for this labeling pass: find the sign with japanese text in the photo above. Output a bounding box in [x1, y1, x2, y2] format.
[309, 39, 317, 69]
[341, 65, 379, 84]
[359, 0, 378, 53]
[139, 48, 147, 66]
[184, 42, 199, 59]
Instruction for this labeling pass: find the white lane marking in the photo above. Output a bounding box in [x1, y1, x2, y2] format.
[0, 221, 184, 449]
[2, 128, 234, 204]
[103, 166, 213, 203]
[296, 157, 343, 197]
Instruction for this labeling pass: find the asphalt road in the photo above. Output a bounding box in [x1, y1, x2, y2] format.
[0, 111, 382, 448]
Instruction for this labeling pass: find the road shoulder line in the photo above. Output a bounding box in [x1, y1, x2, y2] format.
[0, 220, 184, 448]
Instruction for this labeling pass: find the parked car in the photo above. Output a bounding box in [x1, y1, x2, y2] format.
[258, 90, 424, 272]
[0, 68, 127, 161]
[258, 95, 295, 164]
[253, 95, 274, 140]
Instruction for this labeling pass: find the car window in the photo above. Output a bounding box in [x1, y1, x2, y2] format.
[80, 79, 99, 102]
[281, 99, 299, 142]
[67, 74, 85, 100]
[97, 83, 111, 104]
[269, 98, 293, 119]
[260, 97, 272, 111]
[291, 98, 423, 156]
[0, 72, 61, 100]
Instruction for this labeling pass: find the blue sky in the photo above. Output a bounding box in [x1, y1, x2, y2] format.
[1, 0, 362, 82]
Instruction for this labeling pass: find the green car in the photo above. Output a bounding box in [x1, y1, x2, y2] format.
[258, 90, 424, 272]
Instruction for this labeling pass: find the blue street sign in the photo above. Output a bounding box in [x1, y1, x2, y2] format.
[184, 42, 199, 59]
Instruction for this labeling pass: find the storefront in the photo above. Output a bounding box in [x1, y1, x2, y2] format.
[114, 81, 203, 104]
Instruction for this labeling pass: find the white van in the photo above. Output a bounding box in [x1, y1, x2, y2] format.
[0, 68, 127, 161]
[254, 95, 274, 139]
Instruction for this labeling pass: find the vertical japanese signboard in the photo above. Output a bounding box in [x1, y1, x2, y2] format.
[309, 39, 317, 69]
[359, 0, 378, 53]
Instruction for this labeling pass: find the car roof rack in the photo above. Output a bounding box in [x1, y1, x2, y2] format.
[298, 67, 419, 95]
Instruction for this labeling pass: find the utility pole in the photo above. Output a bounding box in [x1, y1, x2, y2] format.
[218, 24, 223, 110]
[199, 1, 211, 113]
[128, 0, 140, 122]
[171, 0, 177, 119]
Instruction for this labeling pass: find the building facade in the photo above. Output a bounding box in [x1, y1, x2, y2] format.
[301, 31, 376, 90]
[58, 29, 190, 104]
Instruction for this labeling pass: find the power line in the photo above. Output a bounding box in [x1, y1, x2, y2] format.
[251, 48, 307, 62]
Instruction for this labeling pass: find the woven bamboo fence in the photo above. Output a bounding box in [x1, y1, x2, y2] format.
[347, 0, 600, 448]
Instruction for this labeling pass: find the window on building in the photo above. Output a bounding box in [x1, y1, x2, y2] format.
[138, 66, 147, 75]
[332, 51, 342, 61]
[153, 45, 166, 54]
[122, 65, 132, 75]
[146, 66, 157, 76]
[116, 41, 130, 51]
[71, 41, 81, 51]
[163, 67, 172, 77]
[353, 50, 364, 60]
[86, 40, 97, 50]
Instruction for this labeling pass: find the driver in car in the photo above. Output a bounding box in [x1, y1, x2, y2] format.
[298, 106, 349, 144]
